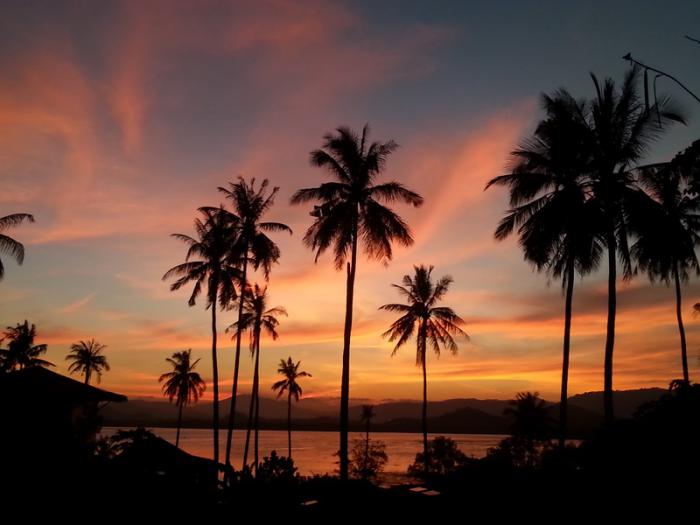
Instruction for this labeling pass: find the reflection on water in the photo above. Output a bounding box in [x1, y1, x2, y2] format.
[102, 427, 506, 476]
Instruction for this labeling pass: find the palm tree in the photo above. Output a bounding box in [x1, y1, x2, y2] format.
[163, 207, 239, 466]
[159, 349, 206, 448]
[291, 124, 423, 479]
[227, 283, 286, 473]
[486, 90, 603, 447]
[585, 67, 685, 423]
[65, 339, 110, 384]
[630, 146, 700, 384]
[503, 391, 553, 468]
[0, 320, 53, 372]
[217, 177, 291, 473]
[379, 265, 467, 473]
[360, 404, 375, 466]
[271, 357, 311, 459]
[0, 213, 34, 281]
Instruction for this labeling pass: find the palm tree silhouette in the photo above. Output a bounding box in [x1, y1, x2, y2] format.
[65, 339, 110, 384]
[163, 207, 239, 466]
[503, 391, 553, 468]
[630, 147, 700, 384]
[360, 404, 375, 466]
[158, 349, 206, 448]
[227, 283, 286, 473]
[217, 177, 291, 473]
[585, 67, 685, 423]
[379, 265, 467, 473]
[0, 213, 34, 281]
[486, 91, 603, 447]
[0, 320, 53, 371]
[271, 357, 311, 459]
[291, 124, 423, 479]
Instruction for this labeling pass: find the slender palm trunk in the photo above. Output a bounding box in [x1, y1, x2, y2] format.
[242, 377, 255, 469]
[420, 321, 429, 475]
[211, 304, 220, 466]
[225, 255, 248, 469]
[673, 261, 690, 383]
[604, 231, 617, 425]
[339, 216, 358, 481]
[176, 403, 183, 448]
[84, 371, 90, 385]
[253, 333, 261, 475]
[559, 262, 575, 448]
[287, 390, 292, 458]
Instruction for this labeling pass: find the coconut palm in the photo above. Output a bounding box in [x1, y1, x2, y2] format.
[159, 349, 206, 448]
[630, 144, 700, 384]
[291, 124, 423, 479]
[0, 213, 35, 281]
[486, 90, 603, 447]
[379, 265, 467, 473]
[217, 177, 291, 472]
[163, 207, 240, 466]
[503, 391, 553, 468]
[227, 283, 286, 473]
[65, 339, 110, 384]
[0, 320, 53, 372]
[271, 357, 311, 459]
[585, 67, 685, 423]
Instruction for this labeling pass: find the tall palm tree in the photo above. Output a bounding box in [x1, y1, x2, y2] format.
[227, 283, 286, 473]
[271, 357, 311, 459]
[65, 339, 110, 384]
[629, 148, 700, 384]
[159, 349, 206, 448]
[163, 207, 239, 466]
[585, 67, 685, 423]
[486, 90, 603, 447]
[291, 124, 423, 479]
[379, 265, 467, 473]
[0, 213, 34, 281]
[217, 177, 291, 472]
[0, 320, 53, 372]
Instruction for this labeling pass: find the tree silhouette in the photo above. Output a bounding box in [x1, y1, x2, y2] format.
[380, 265, 467, 474]
[486, 90, 603, 447]
[271, 357, 311, 459]
[227, 283, 286, 473]
[585, 67, 685, 424]
[163, 207, 240, 466]
[0, 213, 34, 281]
[291, 124, 423, 479]
[503, 391, 553, 468]
[217, 177, 291, 473]
[66, 338, 110, 384]
[360, 404, 375, 470]
[159, 349, 206, 448]
[0, 320, 53, 372]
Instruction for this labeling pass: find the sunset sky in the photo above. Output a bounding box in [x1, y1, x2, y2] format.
[1, 0, 699, 403]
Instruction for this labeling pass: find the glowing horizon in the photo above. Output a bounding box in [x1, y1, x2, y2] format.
[1, 0, 699, 403]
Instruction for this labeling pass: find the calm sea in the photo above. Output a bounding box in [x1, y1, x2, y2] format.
[102, 427, 506, 476]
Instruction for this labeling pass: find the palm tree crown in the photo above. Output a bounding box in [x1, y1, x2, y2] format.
[227, 284, 287, 351]
[380, 265, 467, 361]
[66, 339, 110, 384]
[0, 320, 53, 372]
[291, 124, 423, 268]
[159, 349, 206, 407]
[272, 357, 311, 401]
[0, 213, 35, 280]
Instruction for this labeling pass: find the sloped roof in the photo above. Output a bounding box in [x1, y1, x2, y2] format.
[0, 366, 127, 404]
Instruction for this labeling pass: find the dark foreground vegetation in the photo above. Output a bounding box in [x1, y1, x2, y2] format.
[2, 380, 696, 516]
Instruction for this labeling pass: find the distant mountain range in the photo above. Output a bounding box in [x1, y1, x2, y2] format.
[102, 388, 666, 437]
